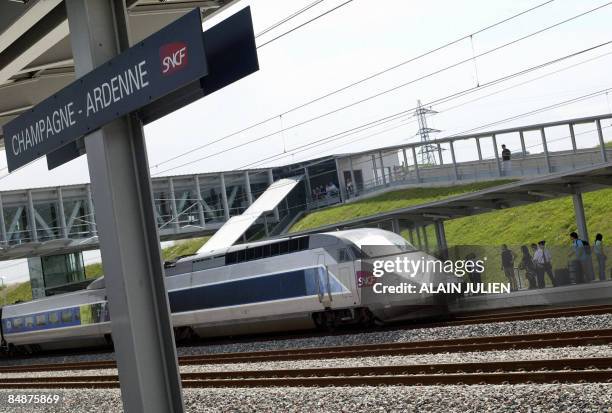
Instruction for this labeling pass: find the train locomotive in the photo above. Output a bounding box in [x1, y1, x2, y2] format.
[0, 229, 459, 353]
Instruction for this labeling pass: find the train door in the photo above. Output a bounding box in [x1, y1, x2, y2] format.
[316, 253, 332, 308]
[339, 264, 359, 304]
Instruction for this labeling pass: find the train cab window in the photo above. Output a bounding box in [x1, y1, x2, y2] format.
[338, 248, 353, 263]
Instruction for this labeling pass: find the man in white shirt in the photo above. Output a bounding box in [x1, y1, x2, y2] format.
[532, 240, 554, 288]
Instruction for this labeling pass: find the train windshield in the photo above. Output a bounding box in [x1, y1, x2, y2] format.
[342, 230, 417, 258]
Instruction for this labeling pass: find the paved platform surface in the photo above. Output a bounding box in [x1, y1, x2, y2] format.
[450, 280, 612, 312]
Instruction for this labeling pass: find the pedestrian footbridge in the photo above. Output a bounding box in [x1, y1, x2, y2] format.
[0, 113, 611, 261]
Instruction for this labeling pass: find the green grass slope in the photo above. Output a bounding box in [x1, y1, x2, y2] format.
[445, 188, 612, 246]
[3, 281, 32, 305]
[84, 236, 210, 277]
[161, 236, 210, 261]
[441, 188, 612, 285]
[289, 180, 514, 233]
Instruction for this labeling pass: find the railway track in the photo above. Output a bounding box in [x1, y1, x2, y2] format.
[2, 303, 610, 364]
[1, 328, 610, 373]
[448, 303, 612, 325]
[0, 357, 610, 389]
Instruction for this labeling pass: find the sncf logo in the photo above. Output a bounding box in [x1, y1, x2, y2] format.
[160, 42, 188, 75]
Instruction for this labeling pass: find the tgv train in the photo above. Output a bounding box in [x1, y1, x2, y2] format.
[0, 229, 458, 352]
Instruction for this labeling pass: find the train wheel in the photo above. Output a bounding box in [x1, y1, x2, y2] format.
[313, 313, 325, 329]
[6, 344, 17, 357]
[324, 311, 337, 332]
[357, 308, 375, 327]
[104, 334, 114, 348]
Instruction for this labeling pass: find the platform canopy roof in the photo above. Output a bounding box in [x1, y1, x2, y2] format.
[0, 0, 237, 145]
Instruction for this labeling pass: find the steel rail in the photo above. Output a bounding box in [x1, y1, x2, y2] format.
[0, 328, 610, 373]
[0, 358, 611, 388]
[449, 304, 612, 325]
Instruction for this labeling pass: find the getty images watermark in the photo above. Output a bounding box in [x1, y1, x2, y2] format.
[366, 255, 511, 295]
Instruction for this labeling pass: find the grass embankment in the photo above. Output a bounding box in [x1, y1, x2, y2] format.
[289, 180, 515, 233]
[161, 237, 210, 261]
[443, 188, 612, 284]
[84, 236, 210, 277]
[3, 236, 210, 305]
[445, 188, 612, 246]
[2, 281, 33, 305]
[289, 179, 612, 285]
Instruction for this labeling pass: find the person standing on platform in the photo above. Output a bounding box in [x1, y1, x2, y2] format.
[594, 233, 607, 281]
[569, 232, 592, 282]
[519, 245, 537, 289]
[346, 180, 354, 198]
[501, 244, 517, 291]
[465, 252, 482, 294]
[501, 144, 512, 176]
[533, 240, 554, 288]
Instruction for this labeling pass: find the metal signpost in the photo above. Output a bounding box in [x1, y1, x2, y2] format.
[2, 1, 257, 412]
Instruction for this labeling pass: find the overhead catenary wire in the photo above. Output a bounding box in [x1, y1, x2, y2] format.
[246, 87, 612, 172]
[0, 39, 609, 218]
[255, 0, 327, 38]
[151, 2, 612, 175]
[150, 0, 558, 170]
[256, 0, 354, 49]
[153, 39, 612, 175]
[1, 3, 610, 198]
[205, 86, 612, 208]
[448, 87, 612, 137]
[243, 44, 612, 170]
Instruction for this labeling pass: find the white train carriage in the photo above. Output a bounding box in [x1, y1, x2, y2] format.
[0, 287, 111, 350]
[0, 229, 454, 351]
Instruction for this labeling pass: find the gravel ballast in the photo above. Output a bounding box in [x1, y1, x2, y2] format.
[0, 384, 610, 412]
[179, 313, 612, 356]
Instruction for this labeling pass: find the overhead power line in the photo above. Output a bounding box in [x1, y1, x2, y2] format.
[150, 0, 558, 170]
[235, 43, 612, 171]
[255, 0, 327, 38]
[151, 37, 612, 176]
[256, 0, 355, 49]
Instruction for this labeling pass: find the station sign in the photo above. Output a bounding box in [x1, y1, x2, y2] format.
[46, 6, 259, 170]
[4, 8, 208, 172]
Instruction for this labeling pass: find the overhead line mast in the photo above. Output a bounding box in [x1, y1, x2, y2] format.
[414, 99, 440, 165]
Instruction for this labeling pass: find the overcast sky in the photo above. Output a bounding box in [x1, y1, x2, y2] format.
[1, 0, 612, 283]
